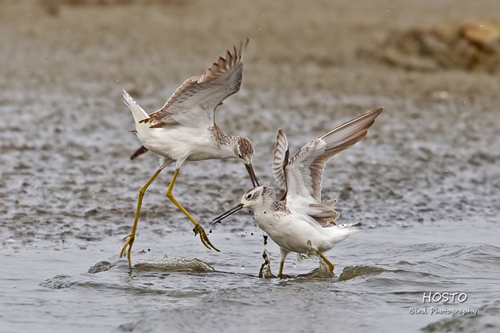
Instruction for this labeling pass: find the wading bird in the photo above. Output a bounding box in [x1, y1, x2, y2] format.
[121, 39, 259, 266]
[212, 107, 383, 277]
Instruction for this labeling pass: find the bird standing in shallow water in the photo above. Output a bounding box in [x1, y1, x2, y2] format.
[121, 39, 259, 266]
[212, 107, 384, 277]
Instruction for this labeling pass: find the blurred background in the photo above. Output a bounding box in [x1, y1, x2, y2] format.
[1, 0, 499, 332]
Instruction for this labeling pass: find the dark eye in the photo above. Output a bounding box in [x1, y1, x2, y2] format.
[246, 193, 252, 199]
[238, 154, 243, 158]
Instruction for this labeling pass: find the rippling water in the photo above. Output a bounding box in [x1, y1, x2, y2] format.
[1, 1, 500, 332]
[2, 223, 500, 332]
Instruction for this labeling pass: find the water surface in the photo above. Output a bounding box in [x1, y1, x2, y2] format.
[1, 1, 499, 332]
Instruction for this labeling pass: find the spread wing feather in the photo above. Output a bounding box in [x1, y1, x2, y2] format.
[282, 107, 384, 206]
[140, 39, 249, 128]
[272, 129, 289, 187]
[308, 202, 341, 225]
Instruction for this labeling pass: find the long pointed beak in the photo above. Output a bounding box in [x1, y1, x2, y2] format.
[245, 163, 260, 187]
[212, 203, 244, 225]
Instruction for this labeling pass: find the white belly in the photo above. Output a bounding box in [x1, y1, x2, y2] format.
[135, 125, 229, 162]
[254, 210, 355, 254]
[255, 211, 320, 253]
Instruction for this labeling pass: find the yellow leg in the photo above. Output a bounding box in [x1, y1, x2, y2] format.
[316, 251, 335, 273]
[278, 261, 285, 278]
[166, 168, 220, 252]
[120, 168, 163, 266]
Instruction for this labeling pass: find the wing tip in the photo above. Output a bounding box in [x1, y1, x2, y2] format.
[122, 89, 135, 108]
[368, 106, 384, 118]
[240, 37, 250, 59]
[274, 129, 288, 151]
[363, 106, 385, 127]
[199, 38, 250, 82]
[272, 128, 289, 186]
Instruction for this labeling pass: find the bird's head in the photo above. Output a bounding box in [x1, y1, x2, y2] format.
[240, 186, 266, 208]
[211, 186, 267, 225]
[233, 136, 259, 187]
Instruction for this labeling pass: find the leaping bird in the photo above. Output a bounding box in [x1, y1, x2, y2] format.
[212, 107, 384, 277]
[121, 39, 259, 266]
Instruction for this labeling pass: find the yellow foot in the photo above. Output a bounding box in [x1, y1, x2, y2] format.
[120, 234, 135, 267]
[193, 224, 220, 252]
[324, 260, 335, 274]
[316, 251, 335, 274]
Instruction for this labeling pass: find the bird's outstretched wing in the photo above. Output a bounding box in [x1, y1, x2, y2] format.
[278, 107, 384, 205]
[272, 129, 290, 188]
[140, 39, 249, 129]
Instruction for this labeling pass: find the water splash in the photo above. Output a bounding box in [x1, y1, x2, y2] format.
[133, 257, 215, 273]
[258, 249, 275, 278]
[338, 265, 386, 281]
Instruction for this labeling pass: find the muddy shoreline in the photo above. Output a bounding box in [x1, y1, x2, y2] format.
[1, 1, 499, 331]
[1, 0, 499, 238]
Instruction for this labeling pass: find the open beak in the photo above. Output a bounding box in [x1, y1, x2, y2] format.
[245, 164, 260, 187]
[212, 203, 244, 225]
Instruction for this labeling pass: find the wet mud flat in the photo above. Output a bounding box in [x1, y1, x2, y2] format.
[1, 0, 500, 332]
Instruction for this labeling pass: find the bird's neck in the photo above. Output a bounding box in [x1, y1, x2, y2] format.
[261, 186, 284, 212]
[207, 125, 234, 157]
[262, 186, 276, 200]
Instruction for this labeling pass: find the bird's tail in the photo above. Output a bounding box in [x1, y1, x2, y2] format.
[324, 222, 361, 245]
[336, 222, 362, 232]
[122, 89, 149, 124]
